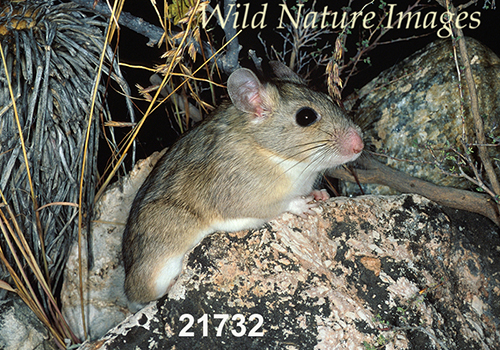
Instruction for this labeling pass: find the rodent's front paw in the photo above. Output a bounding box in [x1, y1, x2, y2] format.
[286, 196, 315, 218]
[310, 189, 330, 202]
[286, 190, 329, 218]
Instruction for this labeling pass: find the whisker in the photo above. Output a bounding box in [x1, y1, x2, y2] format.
[272, 141, 329, 168]
[278, 138, 331, 153]
[263, 142, 334, 192]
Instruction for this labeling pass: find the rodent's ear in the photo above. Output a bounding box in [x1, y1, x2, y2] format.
[227, 68, 269, 118]
[269, 61, 306, 85]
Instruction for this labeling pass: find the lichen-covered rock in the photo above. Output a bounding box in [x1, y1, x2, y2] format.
[347, 37, 500, 194]
[78, 194, 500, 350]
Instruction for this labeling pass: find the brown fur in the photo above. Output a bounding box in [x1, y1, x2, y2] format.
[122, 63, 363, 305]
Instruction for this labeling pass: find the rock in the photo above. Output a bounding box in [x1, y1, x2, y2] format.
[346, 37, 500, 194]
[61, 150, 165, 340]
[0, 296, 57, 350]
[77, 194, 500, 349]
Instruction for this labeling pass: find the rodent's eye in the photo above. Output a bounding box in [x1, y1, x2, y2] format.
[295, 107, 320, 127]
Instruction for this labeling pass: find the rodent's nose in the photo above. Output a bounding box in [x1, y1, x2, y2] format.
[349, 130, 364, 154]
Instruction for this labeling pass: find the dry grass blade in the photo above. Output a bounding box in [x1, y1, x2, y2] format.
[95, 0, 237, 201]
[75, 0, 129, 339]
[0, 0, 134, 347]
[0, 196, 77, 348]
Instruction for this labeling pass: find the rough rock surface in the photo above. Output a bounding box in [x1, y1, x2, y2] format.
[0, 296, 57, 350]
[346, 37, 500, 194]
[61, 38, 500, 347]
[78, 194, 500, 350]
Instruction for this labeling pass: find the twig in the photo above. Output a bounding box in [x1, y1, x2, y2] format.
[71, 0, 239, 74]
[435, 0, 500, 198]
[457, 0, 479, 10]
[211, 0, 241, 73]
[329, 155, 500, 226]
[71, 0, 163, 45]
[340, 1, 422, 91]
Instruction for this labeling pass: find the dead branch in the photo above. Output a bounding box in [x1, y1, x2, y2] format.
[71, 0, 163, 45]
[71, 0, 240, 74]
[435, 0, 500, 198]
[457, 0, 479, 10]
[329, 155, 500, 226]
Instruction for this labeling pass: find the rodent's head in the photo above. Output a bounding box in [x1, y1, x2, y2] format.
[227, 61, 363, 171]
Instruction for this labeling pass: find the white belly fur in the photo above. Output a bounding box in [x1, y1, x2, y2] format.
[154, 156, 317, 299]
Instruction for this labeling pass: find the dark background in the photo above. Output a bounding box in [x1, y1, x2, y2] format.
[107, 0, 500, 168]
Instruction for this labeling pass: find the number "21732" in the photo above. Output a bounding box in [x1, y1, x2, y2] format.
[179, 313, 264, 337]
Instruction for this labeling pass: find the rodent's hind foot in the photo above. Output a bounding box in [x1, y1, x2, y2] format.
[127, 300, 150, 313]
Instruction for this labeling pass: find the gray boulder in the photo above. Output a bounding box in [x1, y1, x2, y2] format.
[347, 37, 500, 194]
[78, 194, 500, 350]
